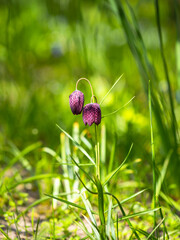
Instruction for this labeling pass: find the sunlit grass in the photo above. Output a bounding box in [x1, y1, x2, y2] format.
[0, 0, 180, 239]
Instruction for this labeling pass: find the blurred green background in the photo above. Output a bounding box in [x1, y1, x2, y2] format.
[0, 0, 179, 196]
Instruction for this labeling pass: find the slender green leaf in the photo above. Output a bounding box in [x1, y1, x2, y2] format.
[56, 124, 95, 165]
[156, 150, 172, 197]
[82, 214, 101, 240]
[116, 213, 119, 240]
[105, 188, 148, 213]
[35, 218, 40, 240]
[72, 209, 90, 235]
[80, 193, 98, 221]
[103, 143, 133, 186]
[13, 213, 20, 240]
[108, 135, 116, 174]
[71, 157, 95, 184]
[147, 217, 165, 239]
[100, 74, 123, 105]
[42, 147, 62, 163]
[160, 192, 180, 211]
[118, 208, 160, 221]
[0, 228, 11, 240]
[159, 229, 180, 239]
[75, 172, 97, 195]
[121, 188, 148, 204]
[135, 227, 157, 240]
[45, 193, 88, 212]
[75, 221, 95, 240]
[157, 200, 169, 239]
[0, 142, 41, 177]
[17, 192, 76, 220]
[103, 96, 135, 118]
[107, 199, 112, 238]
[149, 80, 157, 231]
[6, 174, 63, 192]
[80, 194, 100, 239]
[154, 0, 178, 152]
[105, 192, 140, 239]
[94, 177, 106, 237]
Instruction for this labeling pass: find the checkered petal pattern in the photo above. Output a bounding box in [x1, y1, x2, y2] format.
[83, 103, 101, 126]
[69, 90, 84, 115]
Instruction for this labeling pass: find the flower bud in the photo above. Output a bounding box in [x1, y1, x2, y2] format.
[69, 90, 84, 115]
[83, 103, 101, 126]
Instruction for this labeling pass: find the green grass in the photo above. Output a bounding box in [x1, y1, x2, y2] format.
[0, 0, 180, 239]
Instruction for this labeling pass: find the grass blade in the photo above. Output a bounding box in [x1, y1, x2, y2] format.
[82, 215, 100, 240]
[121, 188, 148, 204]
[80, 192, 98, 224]
[35, 218, 40, 240]
[173, 0, 180, 90]
[13, 213, 21, 240]
[71, 157, 95, 185]
[100, 74, 123, 105]
[105, 188, 148, 213]
[16, 192, 76, 220]
[107, 199, 112, 238]
[80, 193, 100, 239]
[108, 135, 116, 174]
[156, 150, 172, 197]
[6, 173, 63, 192]
[160, 192, 180, 211]
[75, 172, 97, 195]
[105, 192, 140, 239]
[0, 228, 11, 240]
[135, 228, 157, 239]
[94, 176, 106, 238]
[56, 124, 95, 165]
[103, 143, 133, 186]
[149, 80, 157, 231]
[154, 0, 178, 150]
[0, 142, 41, 177]
[42, 147, 62, 163]
[75, 221, 95, 240]
[100, 124, 106, 179]
[118, 208, 160, 221]
[147, 217, 165, 239]
[45, 193, 89, 212]
[103, 96, 135, 118]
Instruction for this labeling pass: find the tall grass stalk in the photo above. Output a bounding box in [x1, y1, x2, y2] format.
[148, 81, 157, 234]
[154, 0, 178, 150]
[173, 0, 180, 90]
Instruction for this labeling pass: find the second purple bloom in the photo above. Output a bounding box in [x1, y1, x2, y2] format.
[83, 103, 101, 126]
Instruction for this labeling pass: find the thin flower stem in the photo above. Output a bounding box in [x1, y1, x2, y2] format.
[95, 125, 100, 179]
[76, 78, 94, 101]
[91, 95, 97, 103]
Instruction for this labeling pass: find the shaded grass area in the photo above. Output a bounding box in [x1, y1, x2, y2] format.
[0, 0, 180, 239]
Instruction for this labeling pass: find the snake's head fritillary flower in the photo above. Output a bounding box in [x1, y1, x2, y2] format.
[83, 103, 101, 126]
[69, 90, 84, 115]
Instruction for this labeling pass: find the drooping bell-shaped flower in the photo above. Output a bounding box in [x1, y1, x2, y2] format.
[83, 103, 101, 126]
[69, 90, 84, 115]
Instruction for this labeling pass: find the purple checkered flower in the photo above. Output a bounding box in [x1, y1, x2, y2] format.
[83, 103, 101, 126]
[69, 90, 84, 115]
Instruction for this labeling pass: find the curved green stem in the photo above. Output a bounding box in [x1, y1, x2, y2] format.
[76, 77, 94, 102]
